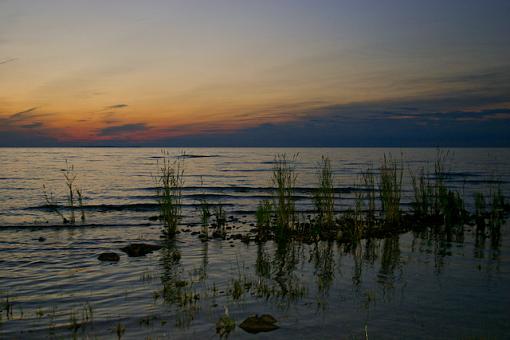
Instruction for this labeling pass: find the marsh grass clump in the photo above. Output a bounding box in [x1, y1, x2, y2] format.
[69, 309, 80, 333]
[272, 154, 298, 238]
[441, 190, 466, 228]
[362, 168, 377, 226]
[42, 160, 85, 224]
[216, 307, 235, 338]
[256, 199, 273, 230]
[68, 302, 94, 333]
[115, 322, 125, 340]
[199, 203, 211, 227]
[490, 186, 505, 223]
[196, 177, 212, 237]
[407, 150, 470, 229]
[313, 156, 335, 230]
[341, 188, 365, 244]
[488, 186, 505, 246]
[474, 192, 487, 230]
[432, 149, 450, 216]
[156, 151, 184, 239]
[212, 204, 227, 238]
[63, 161, 77, 224]
[76, 189, 86, 222]
[216, 316, 235, 337]
[231, 278, 245, 300]
[410, 167, 433, 218]
[474, 192, 486, 217]
[474, 192, 487, 229]
[379, 154, 403, 226]
[428, 150, 468, 227]
[2, 297, 13, 320]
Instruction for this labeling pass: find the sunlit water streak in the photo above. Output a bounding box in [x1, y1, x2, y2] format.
[0, 148, 509, 339]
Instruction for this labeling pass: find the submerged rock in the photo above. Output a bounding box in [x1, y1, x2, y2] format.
[239, 314, 279, 334]
[120, 243, 161, 257]
[98, 252, 120, 262]
[38, 237, 46, 242]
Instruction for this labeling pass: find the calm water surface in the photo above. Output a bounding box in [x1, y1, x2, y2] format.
[0, 148, 509, 339]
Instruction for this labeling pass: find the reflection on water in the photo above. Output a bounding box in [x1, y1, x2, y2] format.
[1, 148, 510, 338]
[161, 219, 506, 335]
[0, 218, 508, 338]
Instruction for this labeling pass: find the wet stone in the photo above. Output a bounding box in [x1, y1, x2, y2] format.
[239, 314, 279, 334]
[98, 252, 120, 262]
[120, 243, 162, 257]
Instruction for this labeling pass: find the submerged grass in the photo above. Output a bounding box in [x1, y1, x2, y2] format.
[156, 151, 184, 239]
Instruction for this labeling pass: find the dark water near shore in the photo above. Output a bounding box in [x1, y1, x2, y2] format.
[1, 148, 510, 339]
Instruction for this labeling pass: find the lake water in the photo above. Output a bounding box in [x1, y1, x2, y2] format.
[1, 148, 509, 339]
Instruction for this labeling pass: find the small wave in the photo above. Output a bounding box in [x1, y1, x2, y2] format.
[28, 202, 236, 212]
[126, 185, 359, 194]
[178, 154, 220, 159]
[0, 222, 157, 230]
[447, 179, 505, 184]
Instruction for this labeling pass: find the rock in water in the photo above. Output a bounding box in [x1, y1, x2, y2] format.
[120, 243, 162, 257]
[239, 314, 279, 334]
[258, 314, 277, 324]
[98, 252, 120, 262]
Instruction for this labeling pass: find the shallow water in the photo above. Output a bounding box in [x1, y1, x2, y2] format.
[1, 148, 510, 339]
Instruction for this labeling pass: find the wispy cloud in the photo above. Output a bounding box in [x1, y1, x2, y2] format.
[0, 58, 17, 65]
[1, 107, 52, 127]
[105, 104, 128, 109]
[20, 122, 44, 129]
[9, 107, 39, 121]
[97, 123, 147, 137]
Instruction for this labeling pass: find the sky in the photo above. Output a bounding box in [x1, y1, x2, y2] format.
[1, 0, 510, 146]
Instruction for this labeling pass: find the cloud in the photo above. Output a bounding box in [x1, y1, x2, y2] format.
[9, 107, 39, 121]
[20, 122, 43, 129]
[105, 104, 128, 109]
[0, 58, 17, 65]
[0, 130, 59, 147]
[0, 107, 52, 128]
[144, 109, 510, 147]
[382, 108, 510, 122]
[2, 66, 510, 146]
[97, 123, 147, 137]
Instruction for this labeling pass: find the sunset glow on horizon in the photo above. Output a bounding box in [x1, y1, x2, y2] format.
[1, 0, 510, 146]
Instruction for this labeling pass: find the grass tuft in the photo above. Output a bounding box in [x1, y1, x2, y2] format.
[410, 167, 433, 218]
[256, 199, 273, 229]
[313, 156, 335, 230]
[272, 154, 298, 238]
[379, 154, 403, 226]
[156, 150, 184, 239]
[42, 160, 85, 224]
[196, 177, 211, 236]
